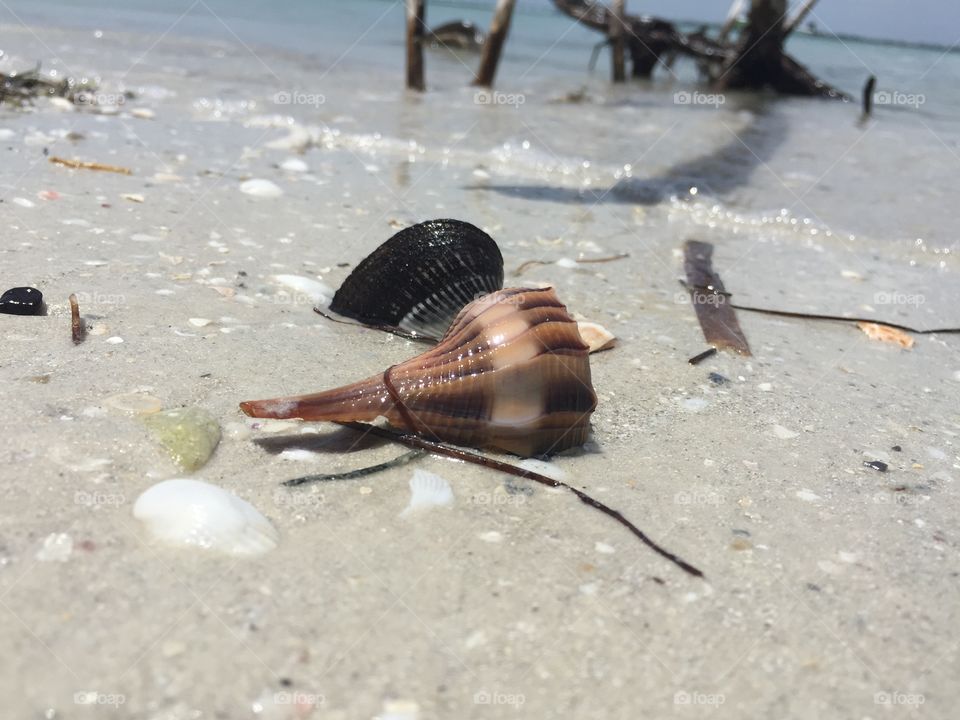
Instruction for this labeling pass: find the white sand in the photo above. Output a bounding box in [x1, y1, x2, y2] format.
[0, 20, 958, 720]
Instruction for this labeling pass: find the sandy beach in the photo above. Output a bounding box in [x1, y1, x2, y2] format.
[1, 6, 959, 719]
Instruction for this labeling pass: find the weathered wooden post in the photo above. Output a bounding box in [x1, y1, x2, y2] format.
[609, 0, 626, 82]
[406, 0, 426, 91]
[474, 0, 516, 88]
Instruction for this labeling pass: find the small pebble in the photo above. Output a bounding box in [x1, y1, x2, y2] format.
[105, 336, 124, 344]
[864, 460, 888, 472]
[12, 197, 35, 208]
[131, 108, 156, 119]
[708, 372, 729, 385]
[796, 489, 821, 502]
[479, 531, 503, 543]
[121, 193, 145, 203]
[188, 317, 212, 327]
[0, 287, 43, 315]
[758, 382, 773, 392]
[595, 542, 615, 554]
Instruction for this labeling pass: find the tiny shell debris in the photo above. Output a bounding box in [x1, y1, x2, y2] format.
[280, 157, 309, 172]
[401, 469, 454, 516]
[271, 274, 334, 306]
[36, 533, 73, 562]
[121, 193, 145, 203]
[143, 406, 222, 471]
[479, 531, 503, 543]
[133, 479, 278, 557]
[577, 321, 617, 353]
[103, 392, 163, 415]
[857, 322, 914, 349]
[772, 424, 798, 440]
[240, 178, 283, 198]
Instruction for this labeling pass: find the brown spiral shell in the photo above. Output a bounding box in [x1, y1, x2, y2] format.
[240, 287, 597, 456]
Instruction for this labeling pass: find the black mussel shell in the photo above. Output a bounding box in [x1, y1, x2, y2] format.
[0, 286, 44, 316]
[330, 219, 503, 339]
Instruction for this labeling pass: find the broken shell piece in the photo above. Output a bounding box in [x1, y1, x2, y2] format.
[857, 322, 914, 349]
[401, 469, 454, 516]
[577, 321, 617, 353]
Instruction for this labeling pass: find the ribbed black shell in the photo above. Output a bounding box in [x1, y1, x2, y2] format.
[330, 219, 504, 339]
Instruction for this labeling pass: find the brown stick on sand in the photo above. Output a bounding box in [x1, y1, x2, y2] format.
[49, 157, 132, 175]
[682, 240, 751, 356]
[474, 0, 517, 88]
[406, 0, 426, 91]
[609, 0, 627, 82]
[69, 293, 85, 344]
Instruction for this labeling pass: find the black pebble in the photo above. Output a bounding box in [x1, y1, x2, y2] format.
[0, 287, 43, 315]
[891, 445, 902, 452]
[708, 372, 729, 385]
[864, 460, 889, 472]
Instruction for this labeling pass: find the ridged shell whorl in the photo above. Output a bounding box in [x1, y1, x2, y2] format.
[240, 287, 597, 457]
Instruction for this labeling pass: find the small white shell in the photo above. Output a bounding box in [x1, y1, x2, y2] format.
[401, 469, 454, 516]
[133, 479, 278, 557]
[239, 178, 283, 198]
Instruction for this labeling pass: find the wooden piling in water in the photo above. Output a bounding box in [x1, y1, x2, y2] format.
[474, 0, 516, 88]
[609, 0, 627, 82]
[406, 0, 426, 91]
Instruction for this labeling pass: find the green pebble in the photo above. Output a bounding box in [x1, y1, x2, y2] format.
[144, 407, 221, 472]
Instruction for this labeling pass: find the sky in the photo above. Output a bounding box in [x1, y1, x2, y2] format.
[531, 0, 960, 47]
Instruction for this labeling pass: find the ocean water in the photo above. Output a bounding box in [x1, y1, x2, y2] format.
[1, 0, 956, 319]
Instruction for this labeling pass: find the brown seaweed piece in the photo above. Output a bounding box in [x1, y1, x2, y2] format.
[682, 240, 751, 356]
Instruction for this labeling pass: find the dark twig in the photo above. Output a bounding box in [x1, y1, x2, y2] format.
[283, 450, 424, 486]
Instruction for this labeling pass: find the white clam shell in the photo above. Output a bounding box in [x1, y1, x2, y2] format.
[401, 469, 454, 516]
[133, 479, 278, 557]
[239, 178, 283, 198]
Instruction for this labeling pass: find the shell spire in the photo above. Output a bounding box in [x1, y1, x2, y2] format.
[240, 287, 597, 457]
